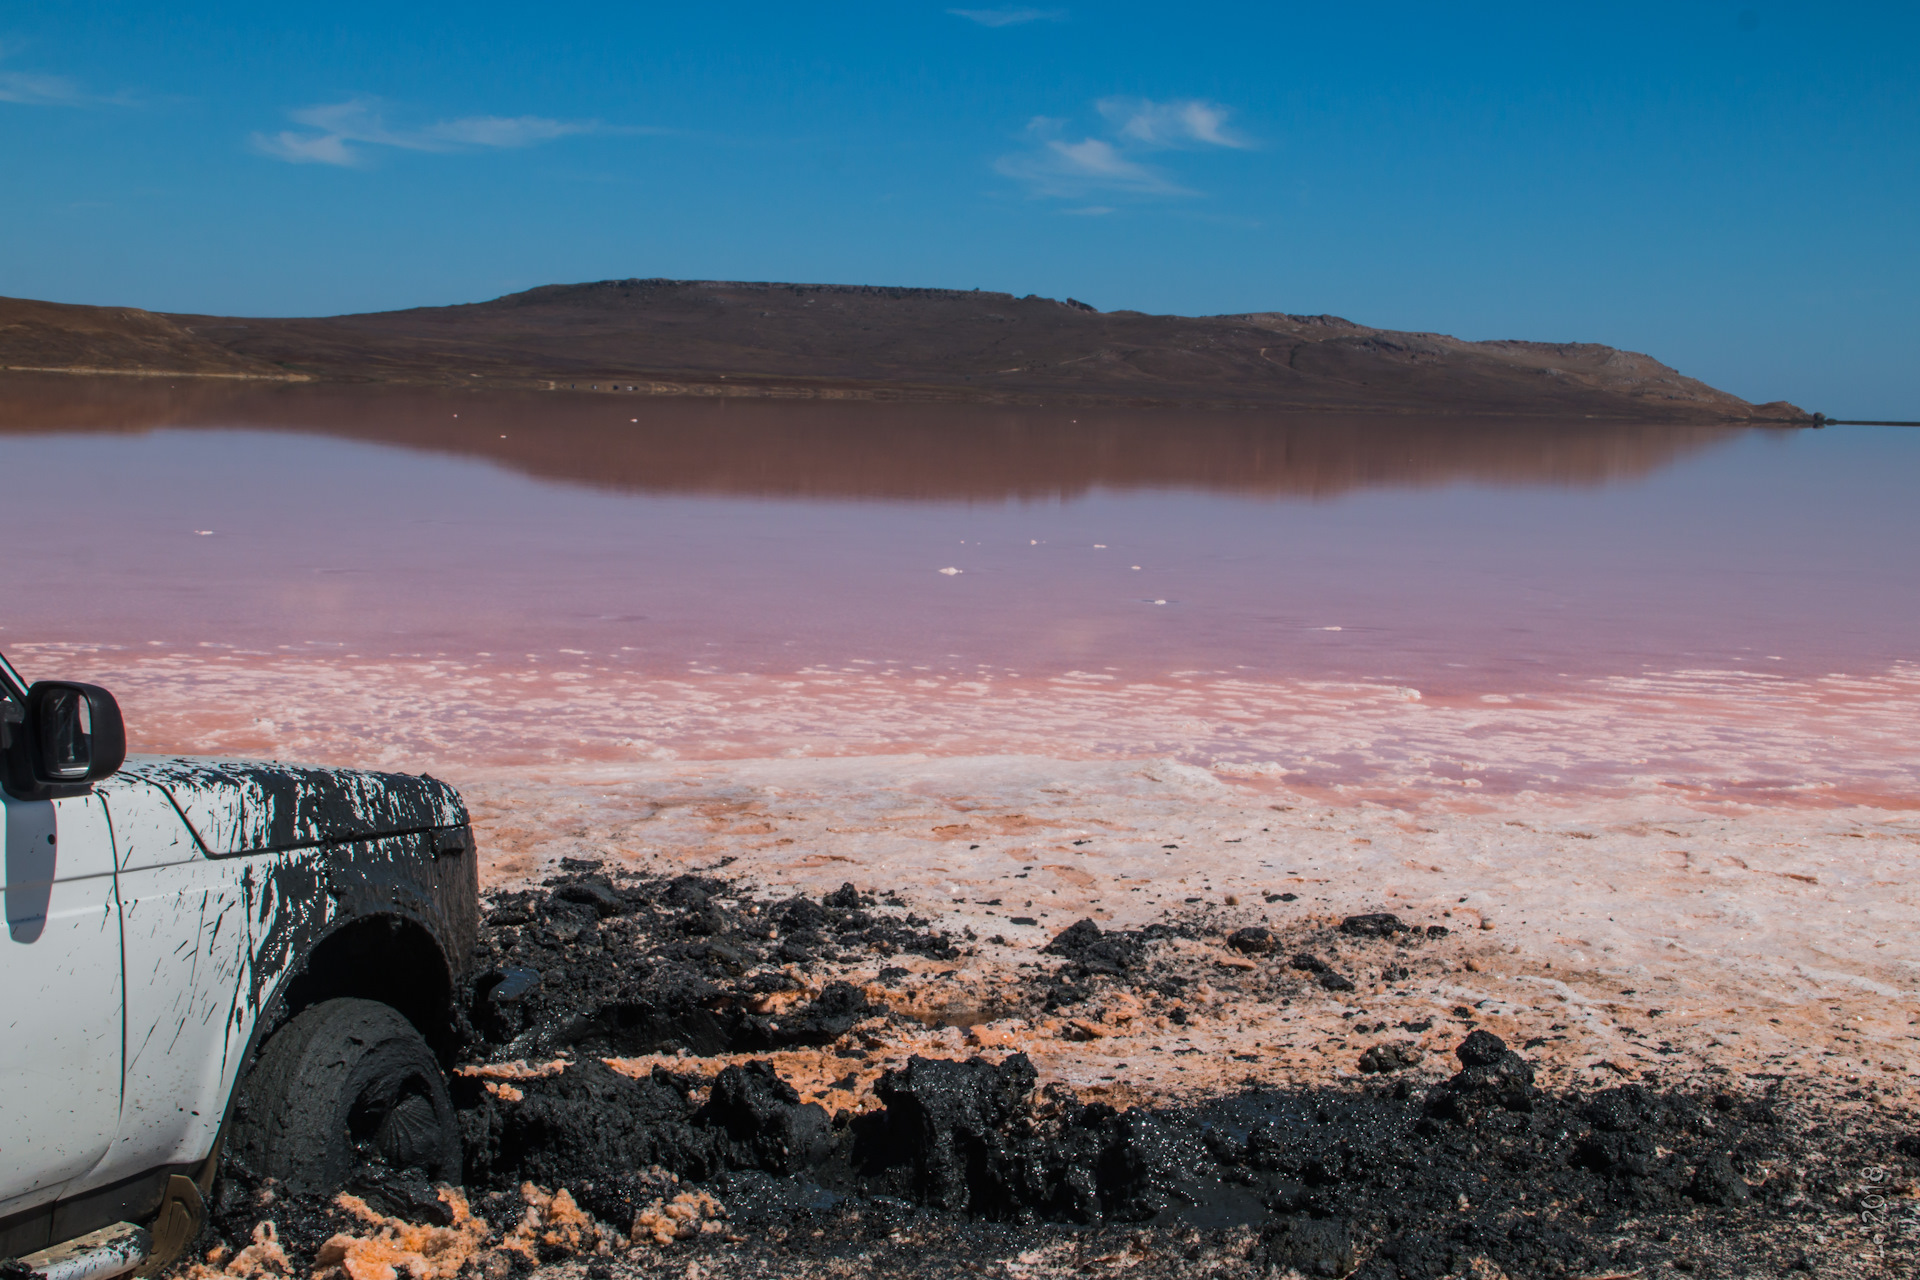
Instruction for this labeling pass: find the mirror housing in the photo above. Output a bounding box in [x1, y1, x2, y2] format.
[1, 681, 126, 800]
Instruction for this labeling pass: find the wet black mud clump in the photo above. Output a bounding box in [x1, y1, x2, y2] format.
[467, 871, 961, 1060]
[205, 866, 1918, 1280]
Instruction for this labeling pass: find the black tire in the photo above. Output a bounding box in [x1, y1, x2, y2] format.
[228, 998, 460, 1194]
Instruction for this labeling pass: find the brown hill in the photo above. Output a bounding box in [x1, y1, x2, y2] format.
[0, 282, 1807, 421]
[0, 295, 294, 380]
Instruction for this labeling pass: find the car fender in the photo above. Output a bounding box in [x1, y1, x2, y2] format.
[73, 759, 475, 1198]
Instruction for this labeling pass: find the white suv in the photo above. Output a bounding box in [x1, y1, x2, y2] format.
[0, 650, 477, 1278]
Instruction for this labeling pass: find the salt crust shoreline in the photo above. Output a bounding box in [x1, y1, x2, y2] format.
[49, 644, 1912, 1275]
[455, 753, 1917, 1106]
[24, 646, 1920, 811]
[20, 642, 1912, 1098]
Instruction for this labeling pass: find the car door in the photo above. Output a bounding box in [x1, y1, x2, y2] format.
[83, 772, 268, 1186]
[0, 787, 125, 1217]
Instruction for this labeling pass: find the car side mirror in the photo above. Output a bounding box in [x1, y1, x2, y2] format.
[0, 682, 126, 799]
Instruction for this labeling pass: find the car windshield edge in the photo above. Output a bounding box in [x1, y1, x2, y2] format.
[0, 648, 30, 703]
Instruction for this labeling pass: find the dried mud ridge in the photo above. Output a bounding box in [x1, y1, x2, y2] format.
[203, 865, 1919, 1279]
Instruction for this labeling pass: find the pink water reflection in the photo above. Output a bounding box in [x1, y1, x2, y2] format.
[2, 377, 1916, 804]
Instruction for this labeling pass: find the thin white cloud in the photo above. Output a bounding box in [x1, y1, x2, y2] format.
[996, 130, 1187, 199]
[0, 49, 133, 107]
[424, 115, 587, 148]
[948, 7, 1066, 25]
[252, 97, 604, 167]
[0, 71, 81, 105]
[253, 131, 361, 166]
[1096, 97, 1251, 150]
[995, 98, 1250, 202]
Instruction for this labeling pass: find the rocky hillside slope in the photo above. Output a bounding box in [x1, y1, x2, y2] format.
[2, 282, 1806, 420]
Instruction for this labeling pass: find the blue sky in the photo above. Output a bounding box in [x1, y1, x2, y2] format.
[3, 2, 1916, 415]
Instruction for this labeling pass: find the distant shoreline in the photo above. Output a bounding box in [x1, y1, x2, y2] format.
[2, 363, 313, 382]
[0, 363, 1810, 424]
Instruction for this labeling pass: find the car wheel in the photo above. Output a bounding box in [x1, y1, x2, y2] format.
[228, 997, 460, 1193]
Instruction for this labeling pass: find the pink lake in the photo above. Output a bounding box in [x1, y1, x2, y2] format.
[2, 374, 1916, 808]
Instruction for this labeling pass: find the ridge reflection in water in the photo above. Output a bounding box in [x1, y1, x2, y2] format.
[0, 374, 1744, 501]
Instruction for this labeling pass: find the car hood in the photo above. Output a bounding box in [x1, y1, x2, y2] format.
[116, 754, 468, 856]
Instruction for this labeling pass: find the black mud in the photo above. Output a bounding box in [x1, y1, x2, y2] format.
[205, 866, 1919, 1279]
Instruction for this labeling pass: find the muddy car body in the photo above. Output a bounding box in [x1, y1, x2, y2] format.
[0, 650, 476, 1272]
